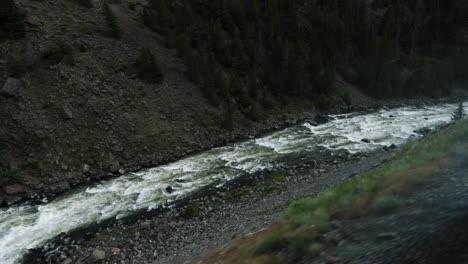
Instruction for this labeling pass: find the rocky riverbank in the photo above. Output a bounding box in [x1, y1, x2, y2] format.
[25, 144, 396, 264]
[1, 94, 453, 209]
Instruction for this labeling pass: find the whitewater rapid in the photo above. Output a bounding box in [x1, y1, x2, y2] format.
[0, 102, 464, 264]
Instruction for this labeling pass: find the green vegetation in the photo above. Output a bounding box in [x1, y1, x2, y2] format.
[42, 39, 75, 66]
[180, 203, 199, 219]
[224, 188, 247, 204]
[202, 120, 468, 263]
[135, 48, 164, 83]
[260, 174, 288, 196]
[141, 0, 468, 125]
[0, 0, 24, 39]
[103, 2, 122, 39]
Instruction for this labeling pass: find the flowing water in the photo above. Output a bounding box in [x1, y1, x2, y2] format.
[0, 102, 465, 264]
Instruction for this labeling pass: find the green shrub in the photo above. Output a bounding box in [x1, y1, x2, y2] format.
[135, 47, 164, 83]
[452, 101, 465, 121]
[42, 39, 75, 65]
[180, 204, 199, 219]
[254, 231, 285, 255]
[103, 2, 122, 39]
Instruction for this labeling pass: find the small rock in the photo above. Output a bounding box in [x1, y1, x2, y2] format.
[83, 164, 90, 173]
[383, 146, 390, 151]
[90, 249, 106, 262]
[376, 232, 398, 241]
[308, 242, 324, 255]
[112, 248, 121, 255]
[361, 138, 371, 143]
[166, 186, 174, 194]
[62, 107, 73, 120]
[324, 230, 344, 245]
[118, 168, 125, 175]
[315, 114, 329, 124]
[415, 127, 431, 135]
[60, 258, 72, 264]
[1, 78, 22, 97]
[307, 121, 319, 127]
[4, 184, 25, 195]
[389, 144, 397, 149]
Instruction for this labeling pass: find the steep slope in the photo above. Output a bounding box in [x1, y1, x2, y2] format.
[0, 0, 330, 205]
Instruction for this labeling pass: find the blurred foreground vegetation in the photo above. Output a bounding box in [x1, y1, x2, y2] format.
[201, 118, 468, 263]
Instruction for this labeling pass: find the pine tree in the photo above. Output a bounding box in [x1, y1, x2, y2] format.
[452, 101, 465, 121]
[103, 2, 122, 39]
[218, 71, 234, 130]
[135, 48, 164, 84]
[0, 0, 24, 39]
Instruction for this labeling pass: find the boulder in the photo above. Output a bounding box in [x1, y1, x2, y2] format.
[1, 78, 22, 97]
[166, 186, 174, 194]
[83, 164, 90, 173]
[361, 138, 371, 143]
[306, 120, 319, 127]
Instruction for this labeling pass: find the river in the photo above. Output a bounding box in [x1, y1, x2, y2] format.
[0, 102, 464, 264]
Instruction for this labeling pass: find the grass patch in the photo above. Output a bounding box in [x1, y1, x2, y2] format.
[260, 174, 288, 196]
[198, 120, 468, 263]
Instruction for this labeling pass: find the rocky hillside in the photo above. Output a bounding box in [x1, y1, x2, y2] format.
[0, 0, 356, 205]
[1, 0, 467, 206]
